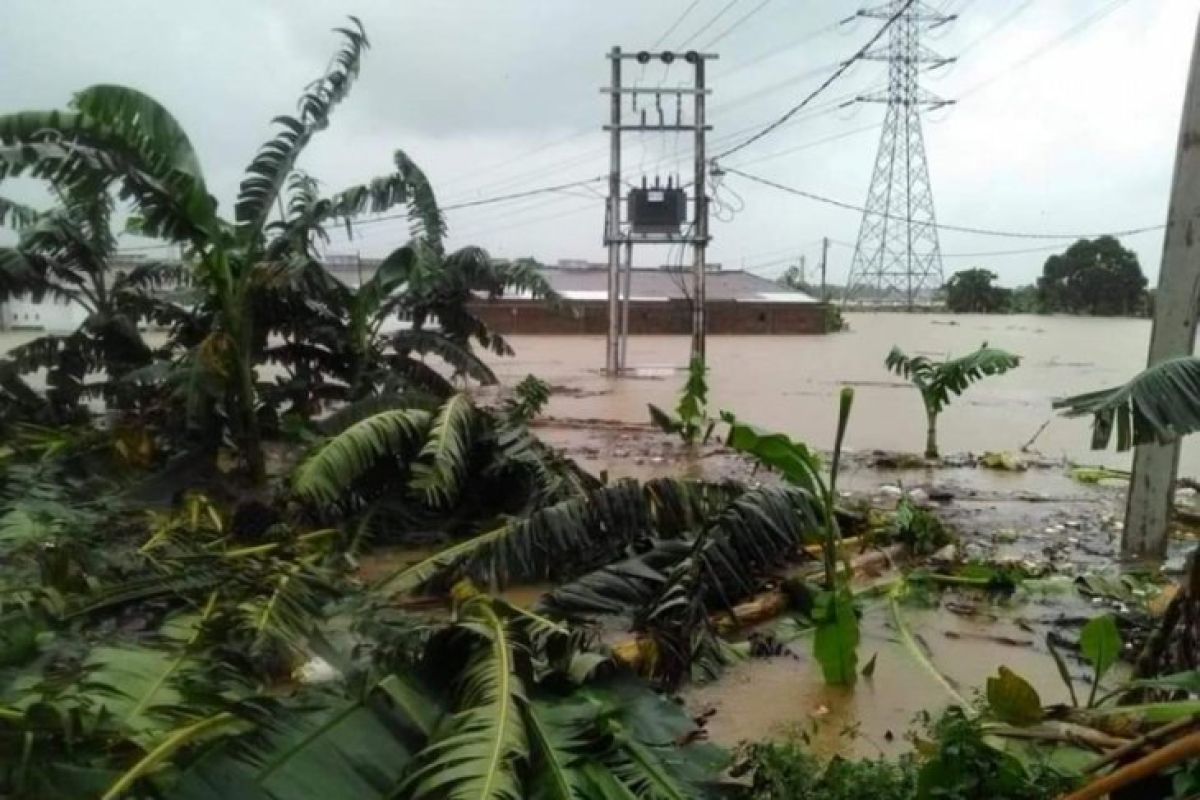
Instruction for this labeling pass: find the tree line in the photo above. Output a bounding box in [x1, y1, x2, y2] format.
[943, 235, 1150, 316]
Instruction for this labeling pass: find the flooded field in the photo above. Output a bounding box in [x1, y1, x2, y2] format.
[484, 312, 1191, 477]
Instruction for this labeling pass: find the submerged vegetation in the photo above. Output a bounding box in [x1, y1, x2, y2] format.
[0, 13, 1197, 800]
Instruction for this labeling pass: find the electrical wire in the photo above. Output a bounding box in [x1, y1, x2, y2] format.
[956, 0, 1136, 102]
[701, 0, 772, 50]
[712, 0, 916, 162]
[678, 0, 742, 49]
[653, 0, 704, 49]
[722, 166, 1165, 240]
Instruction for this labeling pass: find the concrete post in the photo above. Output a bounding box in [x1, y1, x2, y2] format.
[1124, 12, 1200, 561]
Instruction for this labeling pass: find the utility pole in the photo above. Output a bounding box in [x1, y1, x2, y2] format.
[799, 255, 807, 286]
[605, 47, 623, 376]
[843, 1, 955, 309]
[820, 236, 829, 301]
[690, 52, 709, 365]
[603, 48, 715, 375]
[1123, 12, 1200, 562]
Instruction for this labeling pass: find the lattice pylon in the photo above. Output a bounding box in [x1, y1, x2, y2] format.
[845, 1, 953, 307]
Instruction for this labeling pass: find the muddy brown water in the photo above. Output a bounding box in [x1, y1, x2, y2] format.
[484, 312, 1193, 478]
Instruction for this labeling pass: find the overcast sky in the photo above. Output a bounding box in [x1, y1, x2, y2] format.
[1, 0, 1195, 286]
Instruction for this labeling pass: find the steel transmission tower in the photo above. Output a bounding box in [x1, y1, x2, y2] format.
[844, 1, 954, 308]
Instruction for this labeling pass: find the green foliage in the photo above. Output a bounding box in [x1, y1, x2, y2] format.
[721, 414, 823, 497]
[885, 343, 1021, 458]
[812, 589, 859, 686]
[648, 357, 715, 446]
[735, 708, 1082, 800]
[944, 268, 1012, 314]
[504, 374, 551, 424]
[1054, 356, 1200, 451]
[735, 740, 916, 800]
[0, 18, 552, 482]
[1037, 236, 1147, 316]
[914, 708, 1079, 800]
[986, 666, 1044, 726]
[892, 497, 950, 555]
[1079, 614, 1121, 707]
[724, 391, 858, 687]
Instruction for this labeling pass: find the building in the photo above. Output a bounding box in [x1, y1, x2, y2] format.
[469, 263, 831, 335]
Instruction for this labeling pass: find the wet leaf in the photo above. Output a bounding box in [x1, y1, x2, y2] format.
[986, 666, 1043, 726]
[813, 589, 859, 686]
[1079, 615, 1121, 682]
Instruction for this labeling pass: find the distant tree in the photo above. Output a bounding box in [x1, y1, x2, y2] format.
[1037, 236, 1147, 316]
[944, 268, 1011, 313]
[1008, 284, 1041, 313]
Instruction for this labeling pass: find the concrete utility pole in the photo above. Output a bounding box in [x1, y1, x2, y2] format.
[603, 48, 715, 375]
[605, 47, 623, 376]
[691, 52, 708, 365]
[1124, 12, 1200, 561]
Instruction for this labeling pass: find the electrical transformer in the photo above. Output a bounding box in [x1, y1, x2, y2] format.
[627, 181, 686, 235]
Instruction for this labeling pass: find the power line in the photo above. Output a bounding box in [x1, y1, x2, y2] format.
[722, 166, 1165, 240]
[957, 0, 1136, 101]
[712, 0, 917, 161]
[830, 237, 1081, 259]
[702, 0, 772, 49]
[653, 0, 704, 49]
[678, 0, 742, 48]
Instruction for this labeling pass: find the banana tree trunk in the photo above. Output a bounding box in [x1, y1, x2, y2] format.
[234, 347, 265, 484]
[924, 408, 939, 460]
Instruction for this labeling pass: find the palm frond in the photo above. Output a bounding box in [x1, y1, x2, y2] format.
[71, 85, 205, 181]
[325, 149, 447, 248]
[535, 540, 693, 619]
[0, 195, 40, 229]
[410, 393, 477, 507]
[1054, 355, 1200, 450]
[486, 421, 598, 508]
[393, 329, 497, 385]
[403, 597, 528, 800]
[292, 407, 432, 504]
[0, 103, 217, 242]
[887, 343, 1020, 414]
[386, 355, 457, 398]
[235, 18, 368, 234]
[376, 480, 650, 597]
[174, 693, 420, 800]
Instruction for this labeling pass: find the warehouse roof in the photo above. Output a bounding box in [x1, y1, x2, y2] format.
[538, 266, 818, 304]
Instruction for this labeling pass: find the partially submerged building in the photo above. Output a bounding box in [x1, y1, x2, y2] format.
[469, 261, 831, 335]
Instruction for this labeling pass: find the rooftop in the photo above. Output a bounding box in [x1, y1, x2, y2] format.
[537, 265, 818, 304]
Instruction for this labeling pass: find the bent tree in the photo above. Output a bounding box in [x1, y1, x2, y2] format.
[886, 343, 1020, 459]
[0, 19, 446, 482]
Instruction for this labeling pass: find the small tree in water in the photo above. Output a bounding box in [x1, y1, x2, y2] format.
[886, 343, 1020, 459]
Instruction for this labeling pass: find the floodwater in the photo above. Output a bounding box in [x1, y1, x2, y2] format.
[486, 312, 1194, 477]
[684, 585, 1106, 755]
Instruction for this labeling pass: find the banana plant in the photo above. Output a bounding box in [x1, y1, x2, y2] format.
[0, 190, 187, 421]
[0, 19, 444, 482]
[648, 356, 716, 446]
[721, 389, 860, 685]
[1054, 355, 1200, 451]
[886, 343, 1021, 459]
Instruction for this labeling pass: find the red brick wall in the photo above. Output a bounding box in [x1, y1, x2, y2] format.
[468, 299, 829, 334]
